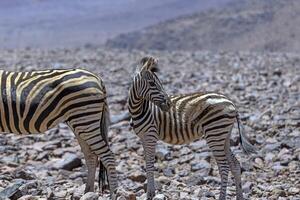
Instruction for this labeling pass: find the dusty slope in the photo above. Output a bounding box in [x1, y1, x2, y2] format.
[0, 0, 231, 49]
[106, 0, 300, 53]
[0, 48, 299, 199]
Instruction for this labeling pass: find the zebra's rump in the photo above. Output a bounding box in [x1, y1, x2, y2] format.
[0, 69, 106, 134]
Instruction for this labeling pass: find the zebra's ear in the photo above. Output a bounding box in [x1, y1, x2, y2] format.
[140, 56, 159, 73]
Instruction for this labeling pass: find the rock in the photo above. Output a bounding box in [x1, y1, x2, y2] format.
[278, 148, 289, 157]
[264, 152, 275, 163]
[54, 190, 67, 199]
[14, 169, 36, 180]
[154, 193, 167, 200]
[179, 192, 189, 199]
[46, 187, 54, 199]
[0, 180, 25, 200]
[242, 181, 253, 194]
[17, 195, 39, 200]
[79, 192, 98, 200]
[204, 191, 215, 198]
[157, 176, 170, 185]
[156, 146, 170, 160]
[162, 167, 174, 177]
[288, 187, 300, 195]
[53, 153, 82, 171]
[35, 151, 49, 161]
[271, 188, 287, 197]
[18, 180, 40, 197]
[189, 140, 207, 150]
[253, 157, 264, 168]
[186, 174, 205, 186]
[110, 111, 130, 124]
[71, 185, 85, 200]
[179, 147, 191, 155]
[191, 160, 211, 172]
[178, 154, 194, 164]
[116, 188, 136, 200]
[264, 143, 281, 151]
[69, 172, 86, 180]
[128, 172, 146, 183]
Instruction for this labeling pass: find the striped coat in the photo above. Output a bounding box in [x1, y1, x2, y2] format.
[0, 69, 117, 198]
[128, 56, 256, 200]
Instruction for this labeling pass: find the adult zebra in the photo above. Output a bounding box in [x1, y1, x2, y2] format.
[128, 57, 256, 200]
[0, 69, 117, 199]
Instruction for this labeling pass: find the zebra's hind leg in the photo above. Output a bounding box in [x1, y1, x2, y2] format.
[226, 146, 244, 200]
[76, 135, 98, 193]
[90, 140, 118, 198]
[206, 136, 230, 200]
[141, 134, 158, 200]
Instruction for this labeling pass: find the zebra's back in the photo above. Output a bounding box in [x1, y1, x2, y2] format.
[155, 92, 237, 145]
[0, 69, 106, 134]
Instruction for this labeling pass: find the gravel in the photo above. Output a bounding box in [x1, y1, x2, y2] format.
[0, 48, 299, 199]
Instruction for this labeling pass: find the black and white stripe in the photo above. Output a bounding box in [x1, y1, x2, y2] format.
[128, 57, 256, 200]
[0, 69, 118, 198]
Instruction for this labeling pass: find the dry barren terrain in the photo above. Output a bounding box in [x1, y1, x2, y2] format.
[0, 48, 299, 199]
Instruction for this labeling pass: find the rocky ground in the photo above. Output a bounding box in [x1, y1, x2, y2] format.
[0, 48, 299, 199]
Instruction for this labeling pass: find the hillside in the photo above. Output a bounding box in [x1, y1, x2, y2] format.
[105, 0, 300, 53]
[0, 0, 231, 49]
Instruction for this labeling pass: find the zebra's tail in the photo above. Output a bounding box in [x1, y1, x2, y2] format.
[236, 114, 257, 154]
[98, 101, 110, 192]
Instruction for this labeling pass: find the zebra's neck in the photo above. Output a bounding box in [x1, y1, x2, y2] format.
[128, 85, 155, 133]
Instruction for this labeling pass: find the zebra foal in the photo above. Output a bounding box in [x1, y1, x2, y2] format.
[128, 57, 256, 200]
[0, 69, 117, 199]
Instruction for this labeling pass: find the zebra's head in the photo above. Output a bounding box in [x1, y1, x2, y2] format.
[133, 56, 171, 111]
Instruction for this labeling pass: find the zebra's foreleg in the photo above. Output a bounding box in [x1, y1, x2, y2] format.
[142, 134, 158, 200]
[75, 135, 98, 193]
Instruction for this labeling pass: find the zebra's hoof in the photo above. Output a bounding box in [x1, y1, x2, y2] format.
[147, 190, 155, 200]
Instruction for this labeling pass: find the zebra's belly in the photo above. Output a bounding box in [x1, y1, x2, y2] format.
[0, 115, 65, 135]
[159, 128, 203, 145]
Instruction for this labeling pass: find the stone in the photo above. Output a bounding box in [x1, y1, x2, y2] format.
[288, 187, 300, 195]
[157, 176, 170, 185]
[128, 172, 146, 183]
[178, 154, 194, 164]
[14, 169, 36, 180]
[79, 192, 98, 200]
[264, 152, 275, 163]
[180, 192, 189, 199]
[162, 167, 174, 177]
[110, 111, 130, 124]
[17, 195, 39, 200]
[54, 190, 67, 198]
[205, 191, 215, 198]
[0, 180, 25, 200]
[242, 181, 253, 194]
[71, 185, 85, 200]
[153, 194, 167, 200]
[156, 146, 170, 160]
[191, 160, 211, 172]
[186, 174, 205, 186]
[53, 153, 82, 171]
[116, 188, 136, 200]
[35, 151, 49, 161]
[189, 140, 207, 151]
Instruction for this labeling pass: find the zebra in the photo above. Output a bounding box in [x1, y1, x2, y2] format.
[128, 56, 256, 200]
[0, 69, 118, 199]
